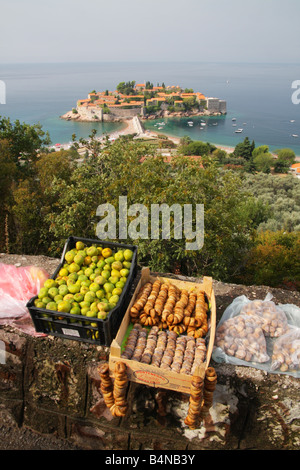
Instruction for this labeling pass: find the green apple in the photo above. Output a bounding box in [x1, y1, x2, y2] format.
[84, 267, 93, 277]
[70, 305, 81, 315]
[75, 241, 85, 251]
[80, 285, 89, 295]
[58, 284, 69, 296]
[112, 287, 122, 296]
[120, 268, 130, 278]
[38, 287, 49, 299]
[123, 249, 133, 261]
[73, 293, 84, 303]
[68, 283, 80, 294]
[89, 282, 100, 293]
[69, 262, 80, 273]
[115, 281, 125, 289]
[96, 289, 105, 299]
[94, 275, 105, 285]
[103, 282, 114, 293]
[109, 294, 120, 305]
[84, 291, 96, 303]
[65, 250, 75, 263]
[101, 270, 111, 280]
[97, 301, 110, 312]
[44, 279, 58, 289]
[73, 253, 84, 266]
[111, 269, 121, 278]
[97, 311, 108, 320]
[48, 287, 59, 299]
[97, 259, 106, 270]
[46, 301, 57, 311]
[122, 261, 131, 269]
[59, 267, 69, 277]
[57, 300, 71, 313]
[86, 246, 98, 257]
[114, 250, 124, 262]
[68, 272, 78, 281]
[109, 276, 119, 285]
[111, 261, 123, 271]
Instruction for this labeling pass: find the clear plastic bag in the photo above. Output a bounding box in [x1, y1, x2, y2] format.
[0, 263, 49, 319]
[212, 293, 300, 377]
[239, 293, 289, 337]
[271, 327, 300, 372]
[215, 314, 269, 363]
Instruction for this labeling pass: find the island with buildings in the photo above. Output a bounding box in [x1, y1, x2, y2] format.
[61, 80, 227, 124]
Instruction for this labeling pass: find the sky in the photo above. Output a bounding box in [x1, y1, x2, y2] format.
[0, 0, 300, 64]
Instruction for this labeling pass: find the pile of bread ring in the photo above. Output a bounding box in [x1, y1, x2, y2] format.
[97, 278, 217, 429]
[130, 278, 209, 338]
[98, 361, 128, 418]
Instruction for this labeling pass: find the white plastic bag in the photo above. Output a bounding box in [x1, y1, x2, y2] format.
[0, 263, 49, 319]
[215, 314, 269, 363]
[240, 293, 289, 337]
[271, 327, 300, 372]
[212, 293, 300, 377]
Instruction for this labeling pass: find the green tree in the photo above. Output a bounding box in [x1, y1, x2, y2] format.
[233, 137, 255, 160]
[0, 116, 51, 175]
[253, 152, 274, 173]
[274, 148, 296, 173]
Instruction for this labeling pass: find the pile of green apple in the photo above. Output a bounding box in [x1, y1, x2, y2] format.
[34, 241, 134, 324]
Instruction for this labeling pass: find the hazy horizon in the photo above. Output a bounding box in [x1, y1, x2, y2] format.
[1, 0, 300, 65]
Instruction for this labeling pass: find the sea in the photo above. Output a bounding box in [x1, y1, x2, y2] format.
[1, 61, 300, 155]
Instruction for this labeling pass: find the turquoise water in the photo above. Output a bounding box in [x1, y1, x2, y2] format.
[0, 61, 300, 154]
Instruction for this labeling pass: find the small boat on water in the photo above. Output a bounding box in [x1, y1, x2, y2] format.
[235, 128, 243, 133]
[232, 124, 237, 127]
[201, 122, 206, 126]
[290, 120, 295, 123]
[187, 121, 193, 126]
[292, 134, 299, 138]
[213, 123, 218, 126]
[232, 118, 236, 121]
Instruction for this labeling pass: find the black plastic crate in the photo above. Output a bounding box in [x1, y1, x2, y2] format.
[27, 236, 138, 346]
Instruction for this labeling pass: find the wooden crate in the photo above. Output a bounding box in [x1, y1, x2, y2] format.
[109, 267, 216, 393]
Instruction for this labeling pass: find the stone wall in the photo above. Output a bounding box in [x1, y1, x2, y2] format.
[0, 254, 299, 450]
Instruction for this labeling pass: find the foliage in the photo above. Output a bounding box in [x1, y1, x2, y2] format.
[177, 140, 213, 156]
[237, 230, 300, 290]
[232, 137, 255, 160]
[116, 81, 136, 95]
[1, 117, 299, 290]
[242, 173, 300, 232]
[0, 116, 51, 175]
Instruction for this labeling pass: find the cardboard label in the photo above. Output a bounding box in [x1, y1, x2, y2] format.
[133, 370, 169, 386]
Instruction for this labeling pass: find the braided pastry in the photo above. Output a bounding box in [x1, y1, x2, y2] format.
[160, 330, 177, 370]
[131, 327, 147, 362]
[121, 323, 142, 359]
[184, 374, 204, 429]
[199, 367, 217, 421]
[130, 282, 153, 321]
[144, 279, 161, 314]
[141, 326, 159, 364]
[170, 289, 189, 325]
[98, 363, 114, 409]
[161, 284, 178, 323]
[151, 330, 168, 367]
[154, 283, 169, 316]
